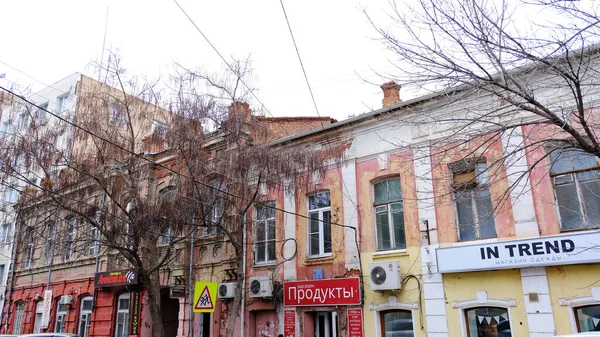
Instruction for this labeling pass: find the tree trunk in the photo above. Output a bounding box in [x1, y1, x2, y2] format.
[142, 269, 164, 337]
[226, 225, 245, 337]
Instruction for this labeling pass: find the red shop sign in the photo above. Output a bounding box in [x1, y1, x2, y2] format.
[283, 278, 360, 306]
[347, 308, 363, 337]
[284, 310, 296, 337]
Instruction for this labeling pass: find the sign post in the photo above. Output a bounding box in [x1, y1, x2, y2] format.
[193, 282, 218, 313]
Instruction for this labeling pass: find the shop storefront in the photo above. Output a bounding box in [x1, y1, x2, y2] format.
[93, 268, 141, 337]
[436, 231, 600, 336]
[282, 277, 362, 337]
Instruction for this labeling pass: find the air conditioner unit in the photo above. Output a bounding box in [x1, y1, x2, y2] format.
[248, 276, 273, 298]
[59, 295, 73, 305]
[218, 282, 237, 299]
[369, 261, 402, 291]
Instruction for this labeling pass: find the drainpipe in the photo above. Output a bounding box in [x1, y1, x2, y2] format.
[187, 219, 195, 337]
[45, 211, 60, 289]
[240, 214, 247, 337]
[2, 211, 21, 334]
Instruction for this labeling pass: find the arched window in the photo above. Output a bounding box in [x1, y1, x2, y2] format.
[574, 305, 600, 332]
[33, 299, 44, 333]
[55, 297, 69, 332]
[115, 293, 131, 337]
[373, 178, 405, 250]
[380, 310, 413, 336]
[464, 307, 511, 337]
[13, 302, 25, 334]
[78, 296, 94, 337]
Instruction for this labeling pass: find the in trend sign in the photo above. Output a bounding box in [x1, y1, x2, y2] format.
[193, 282, 218, 313]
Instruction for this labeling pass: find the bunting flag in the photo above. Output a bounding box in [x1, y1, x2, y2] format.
[477, 315, 485, 324]
[501, 313, 508, 319]
[593, 317, 600, 327]
[494, 316, 500, 324]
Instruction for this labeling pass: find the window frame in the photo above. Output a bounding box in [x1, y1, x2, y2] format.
[109, 103, 128, 126]
[56, 95, 68, 113]
[13, 302, 25, 335]
[463, 306, 512, 337]
[573, 304, 600, 332]
[78, 296, 94, 337]
[549, 148, 600, 232]
[255, 202, 277, 264]
[451, 160, 497, 241]
[379, 309, 415, 337]
[115, 293, 131, 337]
[55, 298, 69, 333]
[373, 178, 406, 251]
[0, 223, 10, 244]
[24, 227, 35, 268]
[64, 217, 77, 261]
[34, 299, 44, 333]
[208, 179, 224, 235]
[45, 222, 56, 265]
[307, 191, 332, 258]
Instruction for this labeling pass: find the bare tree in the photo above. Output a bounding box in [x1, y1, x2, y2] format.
[0, 54, 331, 337]
[364, 0, 600, 232]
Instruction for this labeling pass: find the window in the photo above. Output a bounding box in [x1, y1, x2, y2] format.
[56, 95, 68, 113]
[374, 178, 405, 250]
[109, 103, 128, 125]
[574, 305, 600, 331]
[159, 224, 172, 245]
[550, 149, 600, 231]
[13, 302, 25, 334]
[151, 119, 168, 138]
[34, 300, 44, 333]
[0, 264, 5, 284]
[4, 186, 18, 204]
[55, 299, 69, 332]
[17, 113, 28, 131]
[0, 223, 10, 244]
[452, 160, 496, 241]
[158, 188, 175, 244]
[89, 226, 100, 256]
[35, 102, 48, 125]
[78, 296, 94, 337]
[209, 180, 224, 235]
[115, 293, 131, 337]
[255, 203, 276, 264]
[45, 222, 56, 265]
[64, 217, 77, 260]
[308, 191, 331, 257]
[0, 119, 11, 137]
[24, 228, 35, 268]
[380, 310, 414, 337]
[464, 307, 511, 337]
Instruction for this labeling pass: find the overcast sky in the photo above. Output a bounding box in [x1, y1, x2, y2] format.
[0, 0, 410, 121]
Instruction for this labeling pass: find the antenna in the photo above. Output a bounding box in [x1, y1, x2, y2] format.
[98, 5, 110, 81]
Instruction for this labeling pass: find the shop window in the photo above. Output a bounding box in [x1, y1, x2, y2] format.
[45, 222, 56, 265]
[13, 302, 25, 335]
[24, 227, 35, 268]
[255, 202, 276, 264]
[308, 191, 331, 257]
[380, 310, 414, 337]
[64, 217, 77, 260]
[78, 296, 93, 337]
[55, 299, 69, 332]
[34, 300, 44, 333]
[550, 149, 600, 231]
[115, 293, 131, 337]
[575, 305, 600, 332]
[451, 160, 496, 241]
[465, 307, 511, 337]
[373, 178, 405, 250]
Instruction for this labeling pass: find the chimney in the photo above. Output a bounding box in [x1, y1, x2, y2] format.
[380, 81, 401, 108]
[228, 101, 252, 122]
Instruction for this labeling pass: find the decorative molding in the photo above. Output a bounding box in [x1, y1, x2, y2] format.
[452, 297, 517, 309]
[369, 296, 419, 311]
[559, 287, 600, 307]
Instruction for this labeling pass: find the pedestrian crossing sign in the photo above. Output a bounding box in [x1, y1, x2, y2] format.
[193, 282, 218, 312]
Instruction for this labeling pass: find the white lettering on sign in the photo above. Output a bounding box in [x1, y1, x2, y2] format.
[436, 232, 600, 273]
[283, 278, 361, 306]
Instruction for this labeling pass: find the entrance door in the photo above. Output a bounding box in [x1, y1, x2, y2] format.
[160, 289, 180, 337]
[314, 312, 338, 337]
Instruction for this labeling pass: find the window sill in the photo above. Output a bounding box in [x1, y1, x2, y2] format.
[305, 255, 334, 265]
[253, 261, 277, 268]
[372, 249, 408, 259]
[452, 238, 498, 247]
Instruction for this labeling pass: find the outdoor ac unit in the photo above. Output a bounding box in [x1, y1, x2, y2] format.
[369, 261, 402, 291]
[218, 282, 236, 299]
[248, 276, 273, 298]
[59, 295, 73, 305]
